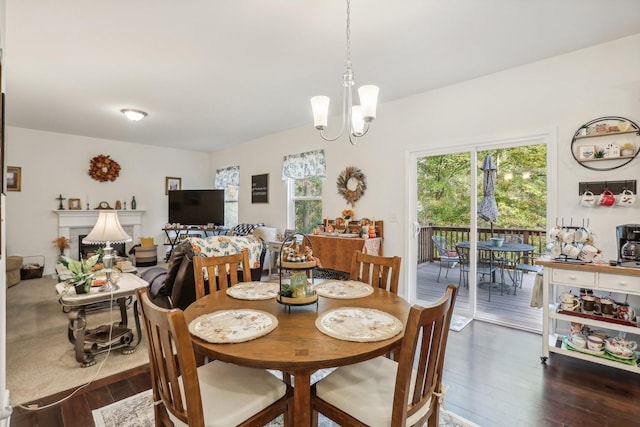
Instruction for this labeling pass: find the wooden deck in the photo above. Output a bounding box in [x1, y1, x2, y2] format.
[416, 261, 543, 333]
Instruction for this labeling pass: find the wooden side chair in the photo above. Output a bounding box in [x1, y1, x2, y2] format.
[193, 248, 251, 299]
[311, 285, 458, 427]
[349, 251, 401, 294]
[136, 287, 292, 427]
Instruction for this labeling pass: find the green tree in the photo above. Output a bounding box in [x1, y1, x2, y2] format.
[418, 145, 546, 229]
[294, 177, 323, 234]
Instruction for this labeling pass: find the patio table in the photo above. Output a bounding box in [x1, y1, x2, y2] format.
[456, 241, 535, 300]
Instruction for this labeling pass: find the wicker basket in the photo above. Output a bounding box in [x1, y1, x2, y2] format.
[21, 255, 45, 280]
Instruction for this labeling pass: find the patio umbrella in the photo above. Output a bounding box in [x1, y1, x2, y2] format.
[478, 153, 499, 235]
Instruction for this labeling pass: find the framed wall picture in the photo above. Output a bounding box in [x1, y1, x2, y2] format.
[578, 146, 595, 160]
[6, 166, 21, 191]
[165, 176, 182, 194]
[68, 198, 81, 210]
[251, 173, 269, 204]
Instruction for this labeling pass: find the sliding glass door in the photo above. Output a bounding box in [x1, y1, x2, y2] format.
[408, 132, 554, 332]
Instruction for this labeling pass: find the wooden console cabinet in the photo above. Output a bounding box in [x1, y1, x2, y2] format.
[538, 260, 640, 373]
[305, 235, 382, 273]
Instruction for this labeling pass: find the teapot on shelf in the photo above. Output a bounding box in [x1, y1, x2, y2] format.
[604, 337, 637, 358]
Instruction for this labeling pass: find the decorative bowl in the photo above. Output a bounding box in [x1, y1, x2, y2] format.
[490, 237, 504, 247]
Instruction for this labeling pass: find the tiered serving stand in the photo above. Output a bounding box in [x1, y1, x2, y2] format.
[276, 233, 318, 311]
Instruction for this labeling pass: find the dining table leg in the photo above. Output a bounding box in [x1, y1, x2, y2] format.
[288, 369, 313, 427]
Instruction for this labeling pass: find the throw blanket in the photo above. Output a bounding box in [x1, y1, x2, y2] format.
[188, 235, 265, 269]
[141, 267, 168, 298]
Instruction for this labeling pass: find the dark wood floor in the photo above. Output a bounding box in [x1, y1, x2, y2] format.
[10, 321, 640, 427]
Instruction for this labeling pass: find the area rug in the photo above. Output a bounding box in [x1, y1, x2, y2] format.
[93, 389, 482, 427]
[450, 314, 473, 332]
[6, 276, 151, 405]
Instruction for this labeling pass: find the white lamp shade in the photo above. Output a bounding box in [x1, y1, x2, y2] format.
[357, 85, 379, 122]
[83, 211, 132, 244]
[310, 96, 330, 129]
[351, 105, 365, 135]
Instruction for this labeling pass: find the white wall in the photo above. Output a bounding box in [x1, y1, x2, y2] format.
[210, 33, 640, 294]
[5, 128, 214, 275]
[4, 34, 640, 286]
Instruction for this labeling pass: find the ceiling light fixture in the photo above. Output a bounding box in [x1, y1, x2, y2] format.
[310, 0, 379, 145]
[120, 109, 148, 121]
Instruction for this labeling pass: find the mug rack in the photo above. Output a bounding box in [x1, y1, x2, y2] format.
[550, 218, 594, 263]
[578, 180, 637, 196]
[554, 218, 590, 229]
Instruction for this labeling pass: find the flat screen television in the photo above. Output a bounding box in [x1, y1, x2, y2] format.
[168, 189, 225, 226]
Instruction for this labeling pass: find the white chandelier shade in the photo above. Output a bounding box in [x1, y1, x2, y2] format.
[310, 0, 379, 145]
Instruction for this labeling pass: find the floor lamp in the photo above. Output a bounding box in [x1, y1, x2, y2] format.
[82, 211, 132, 292]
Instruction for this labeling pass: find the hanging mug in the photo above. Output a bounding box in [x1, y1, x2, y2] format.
[617, 189, 636, 207]
[574, 227, 591, 243]
[598, 190, 616, 207]
[579, 191, 596, 208]
[548, 226, 561, 241]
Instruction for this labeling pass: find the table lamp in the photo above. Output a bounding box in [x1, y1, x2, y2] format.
[82, 211, 132, 292]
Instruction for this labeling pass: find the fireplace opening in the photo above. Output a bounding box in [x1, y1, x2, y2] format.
[79, 235, 126, 260]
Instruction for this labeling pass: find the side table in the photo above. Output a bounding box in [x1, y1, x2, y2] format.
[55, 273, 148, 367]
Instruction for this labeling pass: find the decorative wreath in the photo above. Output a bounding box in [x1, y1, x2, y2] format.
[88, 154, 121, 182]
[337, 166, 366, 207]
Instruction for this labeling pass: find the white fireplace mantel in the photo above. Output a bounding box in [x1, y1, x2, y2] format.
[54, 210, 145, 258]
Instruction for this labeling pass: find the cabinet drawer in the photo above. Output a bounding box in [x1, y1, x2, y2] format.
[597, 273, 640, 294]
[551, 269, 596, 287]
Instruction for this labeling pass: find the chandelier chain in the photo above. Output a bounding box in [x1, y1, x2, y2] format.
[345, 0, 351, 63]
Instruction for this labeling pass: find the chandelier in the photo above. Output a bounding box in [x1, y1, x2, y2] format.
[310, 0, 379, 145]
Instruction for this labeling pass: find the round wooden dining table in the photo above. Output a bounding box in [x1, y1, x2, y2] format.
[183, 286, 410, 427]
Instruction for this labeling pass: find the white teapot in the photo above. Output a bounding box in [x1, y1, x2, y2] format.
[604, 337, 637, 358]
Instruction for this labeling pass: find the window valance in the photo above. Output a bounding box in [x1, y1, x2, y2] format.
[281, 149, 326, 180]
[215, 166, 240, 188]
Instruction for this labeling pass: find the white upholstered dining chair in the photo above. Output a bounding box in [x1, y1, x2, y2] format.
[349, 251, 401, 294]
[136, 287, 292, 427]
[311, 284, 458, 427]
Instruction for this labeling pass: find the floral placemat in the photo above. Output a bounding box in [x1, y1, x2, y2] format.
[226, 282, 279, 300]
[188, 309, 278, 343]
[315, 307, 403, 342]
[314, 280, 374, 299]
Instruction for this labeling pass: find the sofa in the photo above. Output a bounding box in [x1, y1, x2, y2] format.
[142, 235, 267, 310]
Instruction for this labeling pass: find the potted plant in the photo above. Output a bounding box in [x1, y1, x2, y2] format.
[52, 236, 70, 256]
[58, 249, 103, 294]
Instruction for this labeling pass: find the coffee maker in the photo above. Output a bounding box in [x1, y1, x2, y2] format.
[617, 224, 640, 267]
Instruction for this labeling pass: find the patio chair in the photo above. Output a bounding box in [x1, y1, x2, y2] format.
[493, 234, 523, 284]
[311, 284, 458, 427]
[432, 236, 459, 282]
[456, 245, 498, 300]
[136, 287, 293, 427]
[512, 252, 544, 295]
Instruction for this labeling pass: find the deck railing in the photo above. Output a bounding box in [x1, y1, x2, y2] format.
[417, 225, 546, 264]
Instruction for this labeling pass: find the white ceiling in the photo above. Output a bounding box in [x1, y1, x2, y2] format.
[4, 0, 640, 152]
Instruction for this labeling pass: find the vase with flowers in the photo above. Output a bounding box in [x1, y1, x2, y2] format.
[52, 236, 70, 256]
[341, 209, 354, 220]
[58, 249, 103, 294]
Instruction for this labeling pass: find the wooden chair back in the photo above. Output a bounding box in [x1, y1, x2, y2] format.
[349, 251, 401, 294]
[392, 284, 458, 426]
[136, 287, 204, 427]
[193, 248, 251, 299]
